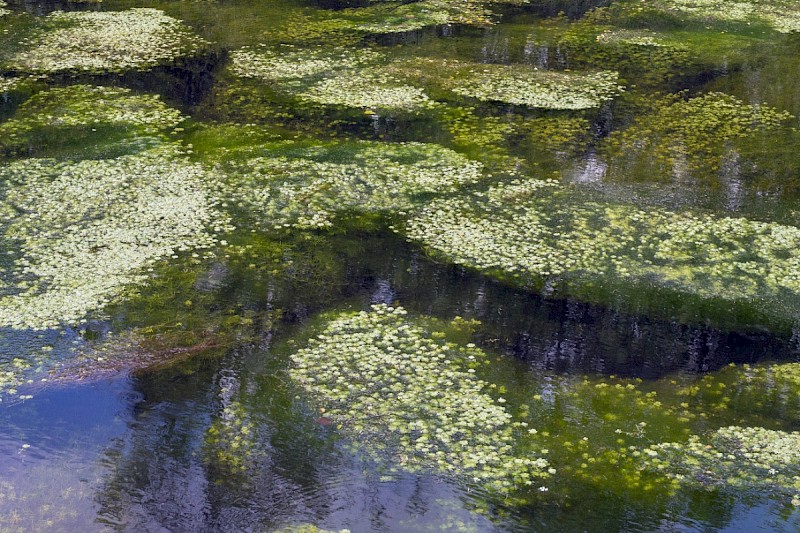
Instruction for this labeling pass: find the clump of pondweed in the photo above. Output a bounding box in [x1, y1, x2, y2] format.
[290, 305, 552, 493]
[205, 374, 259, 474]
[402, 178, 800, 327]
[390, 57, 623, 110]
[0, 85, 184, 157]
[603, 92, 793, 178]
[641, 426, 800, 505]
[551, 9, 696, 86]
[268, 0, 529, 43]
[615, 0, 800, 34]
[229, 45, 434, 113]
[213, 140, 484, 230]
[675, 362, 800, 425]
[0, 144, 230, 330]
[4, 8, 209, 74]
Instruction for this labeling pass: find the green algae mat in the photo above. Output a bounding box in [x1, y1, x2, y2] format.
[1, 0, 800, 531]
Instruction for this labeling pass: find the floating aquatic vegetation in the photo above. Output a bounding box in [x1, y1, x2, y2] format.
[604, 92, 793, 177]
[272, 526, 350, 533]
[676, 362, 800, 425]
[444, 107, 590, 170]
[643, 426, 800, 504]
[0, 85, 184, 156]
[205, 376, 258, 474]
[632, 0, 800, 33]
[451, 66, 622, 109]
[391, 58, 622, 110]
[550, 10, 697, 85]
[230, 46, 383, 82]
[0, 75, 20, 93]
[300, 71, 432, 111]
[216, 141, 483, 230]
[0, 145, 228, 330]
[0, 1, 8, 18]
[228, 45, 431, 113]
[402, 178, 800, 325]
[4, 8, 209, 74]
[269, 0, 526, 46]
[290, 305, 551, 493]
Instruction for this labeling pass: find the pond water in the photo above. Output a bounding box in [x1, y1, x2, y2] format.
[1, 0, 800, 531]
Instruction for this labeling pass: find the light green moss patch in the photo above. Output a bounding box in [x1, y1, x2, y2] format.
[5, 8, 209, 74]
[604, 92, 793, 177]
[0, 85, 184, 156]
[402, 179, 800, 321]
[644, 426, 800, 503]
[0, 145, 228, 330]
[216, 141, 483, 230]
[290, 305, 551, 493]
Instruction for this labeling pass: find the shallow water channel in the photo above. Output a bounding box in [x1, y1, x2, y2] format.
[1, 0, 800, 531]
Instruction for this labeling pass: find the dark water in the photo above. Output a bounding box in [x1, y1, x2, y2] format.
[1, 0, 800, 531]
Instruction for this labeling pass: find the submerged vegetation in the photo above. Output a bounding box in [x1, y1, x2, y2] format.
[2, 8, 209, 74]
[403, 179, 800, 326]
[1, 0, 800, 529]
[0, 145, 226, 330]
[290, 305, 551, 493]
[213, 140, 483, 229]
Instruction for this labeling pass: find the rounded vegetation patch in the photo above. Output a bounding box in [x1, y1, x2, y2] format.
[4, 8, 209, 74]
[290, 304, 552, 492]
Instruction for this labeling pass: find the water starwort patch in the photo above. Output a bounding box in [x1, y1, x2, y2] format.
[290, 305, 552, 493]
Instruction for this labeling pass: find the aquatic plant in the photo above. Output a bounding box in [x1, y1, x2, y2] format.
[451, 66, 622, 109]
[269, 0, 525, 43]
[391, 58, 622, 110]
[205, 375, 258, 474]
[230, 46, 384, 82]
[0, 75, 20, 93]
[229, 45, 432, 113]
[300, 71, 433, 111]
[0, 85, 184, 156]
[290, 305, 551, 493]
[0, 145, 228, 330]
[4, 8, 209, 74]
[216, 141, 483, 230]
[604, 92, 793, 177]
[644, 426, 800, 503]
[628, 0, 800, 33]
[676, 362, 800, 425]
[0, 1, 8, 18]
[402, 178, 800, 323]
[272, 526, 350, 533]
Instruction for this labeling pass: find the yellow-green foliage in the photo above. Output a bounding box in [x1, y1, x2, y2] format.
[604, 92, 793, 177]
[215, 141, 483, 230]
[0, 145, 228, 330]
[205, 378, 257, 473]
[392, 58, 622, 110]
[677, 362, 800, 423]
[5, 8, 209, 74]
[0, 85, 184, 155]
[290, 305, 552, 493]
[639, 0, 800, 33]
[403, 178, 800, 314]
[644, 426, 800, 504]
